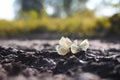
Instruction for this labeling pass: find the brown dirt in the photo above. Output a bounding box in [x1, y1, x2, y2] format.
[0, 39, 120, 80]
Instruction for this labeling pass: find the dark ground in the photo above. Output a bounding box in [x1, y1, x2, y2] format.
[0, 39, 120, 80]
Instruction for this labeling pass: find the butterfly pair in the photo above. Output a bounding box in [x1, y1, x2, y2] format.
[56, 37, 89, 56]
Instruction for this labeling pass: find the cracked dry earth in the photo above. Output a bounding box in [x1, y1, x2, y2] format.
[0, 39, 120, 80]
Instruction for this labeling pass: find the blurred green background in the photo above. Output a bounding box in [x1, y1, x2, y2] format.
[0, 0, 120, 38]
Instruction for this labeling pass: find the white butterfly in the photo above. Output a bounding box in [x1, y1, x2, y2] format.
[56, 37, 89, 55]
[56, 45, 69, 55]
[79, 39, 89, 51]
[59, 37, 72, 49]
[71, 40, 80, 54]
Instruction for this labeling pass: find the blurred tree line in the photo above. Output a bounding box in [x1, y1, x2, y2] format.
[18, 0, 120, 18]
[19, 0, 88, 18]
[0, 0, 120, 38]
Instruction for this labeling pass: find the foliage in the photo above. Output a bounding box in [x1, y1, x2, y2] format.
[109, 13, 120, 34]
[0, 10, 119, 38]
